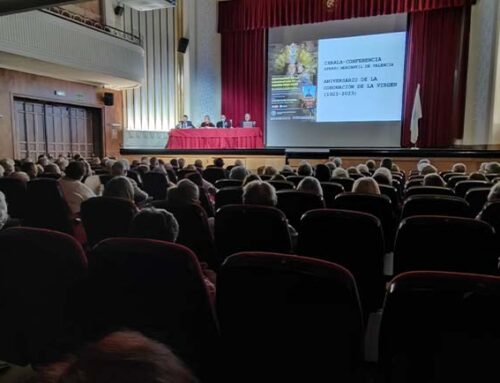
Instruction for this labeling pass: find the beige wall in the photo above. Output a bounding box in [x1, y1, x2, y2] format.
[0, 68, 122, 159]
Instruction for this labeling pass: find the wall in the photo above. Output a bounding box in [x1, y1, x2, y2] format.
[463, 0, 500, 145]
[61, 0, 103, 22]
[0, 68, 122, 159]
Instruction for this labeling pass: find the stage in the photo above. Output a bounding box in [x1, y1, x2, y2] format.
[120, 146, 500, 173]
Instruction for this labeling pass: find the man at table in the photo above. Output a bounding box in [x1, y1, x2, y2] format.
[241, 113, 256, 128]
[216, 114, 232, 128]
[200, 115, 215, 128]
[176, 115, 194, 129]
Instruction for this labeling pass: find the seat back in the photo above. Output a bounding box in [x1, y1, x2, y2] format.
[380, 184, 400, 210]
[380, 271, 500, 383]
[98, 174, 113, 186]
[455, 180, 491, 198]
[215, 186, 243, 210]
[24, 178, 73, 234]
[141, 172, 168, 200]
[268, 180, 294, 191]
[217, 252, 363, 382]
[320, 182, 344, 208]
[405, 179, 423, 189]
[477, 201, 500, 242]
[465, 188, 491, 216]
[286, 175, 305, 186]
[0, 227, 87, 365]
[276, 190, 325, 229]
[176, 168, 197, 180]
[88, 239, 218, 379]
[394, 216, 497, 275]
[0, 177, 27, 219]
[298, 209, 385, 313]
[447, 175, 468, 188]
[404, 186, 455, 199]
[202, 167, 227, 184]
[126, 169, 143, 187]
[81, 197, 137, 247]
[401, 195, 471, 219]
[215, 179, 242, 189]
[215, 205, 292, 261]
[330, 177, 354, 191]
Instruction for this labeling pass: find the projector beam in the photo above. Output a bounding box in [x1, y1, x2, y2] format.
[0, 0, 84, 16]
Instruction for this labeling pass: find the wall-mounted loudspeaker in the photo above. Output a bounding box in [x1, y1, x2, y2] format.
[114, 4, 125, 16]
[178, 37, 189, 54]
[104, 92, 114, 106]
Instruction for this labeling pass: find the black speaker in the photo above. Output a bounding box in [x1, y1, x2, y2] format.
[104, 92, 114, 106]
[178, 37, 189, 53]
[114, 5, 125, 16]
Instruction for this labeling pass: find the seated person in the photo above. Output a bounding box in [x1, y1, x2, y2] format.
[423, 173, 446, 187]
[216, 114, 232, 128]
[130, 207, 179, 243]
[167, 179, 200, 207]
[200, 115, 215, 128]
[452, 163, 467, 173]
[469, 171, 488, 181]
[59, 161, 96, 215]
[352, 177, 381, 195]
[240, 113, 256, 128]
[373, 167, 393, 184]
[297, 162, 313, 177]
[297, 177, 323, 199]
[103, 176, 136, 204]
[229, 166, 249, 181]
[111, 161, 149, 204]
[175, 115, 194, 129]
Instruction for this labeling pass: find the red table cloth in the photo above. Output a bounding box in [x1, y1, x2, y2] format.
[167, 128, 263, 149]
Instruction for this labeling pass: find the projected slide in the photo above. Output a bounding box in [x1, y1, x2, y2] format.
[268, 32, 406, 123]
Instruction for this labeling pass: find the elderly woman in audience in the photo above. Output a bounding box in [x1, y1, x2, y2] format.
[243, 180, 277, 207]
[356, 164, 370, 176]
[373, 167, 393, 185]
[332, 157, 343, 168]
[423, 173, 446, 187]
[59, 161, 96, 215]
[347, 166, 360, 177]
[167, 179, 200, 207]
[44, 163, 62, 176]
[420, 164, 438, 175]
[452, 163, 467, 173]
[297, 177, 323, 199]
[297, 162, 313, 177]
[229, 166, 249, 180]
[271, 174, 287, 182]
[417, 159, 431, 172]
[111, 161, 149, 203]
[486, 162, 500, 174]
[0, 191, 8, 231]
[332, 167, 349, 178]
[243, 174, 261, 186]
[352, 177, 381, 195]
[324, 161, 336, 172]
[55, 157, 69, 172]
[469, 171, 488, 181]
[281, 165, 294, 174]
[479, 162, 488, 173]
[314, 164, 331, 182]
[103, 176, 135, 204]
[130, 208, 179, 243]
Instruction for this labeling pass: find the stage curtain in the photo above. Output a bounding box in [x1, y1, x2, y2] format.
[219, 0, 474, 32]
[401, 6, 470, 147]
[221, 29, 265, 135]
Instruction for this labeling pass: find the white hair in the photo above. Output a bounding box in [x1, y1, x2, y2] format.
[352, 177, 381, 195]
[0, 191, 8, 230]
[332, 168, 349, 178]
[243, 181, 277, 207]
[297, 177, 323, 198]
[374, 167, 393, 183]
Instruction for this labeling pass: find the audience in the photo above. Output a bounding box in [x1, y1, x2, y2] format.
[263, 166, 278, 176]
[365, 159, 376, 172]
[44, 163, 62, 176]
[0, 191, 8, 230]
[0, 164, 4, 178]
[356, 164, 370, 176]
[314, 164, 331, 182]
[21, 161, 38, 179]
[38, 331, 197, 383]
[347, 166, 360, 176]
[59, 161, 95, 215]
[469, 172, 488, 181]
[420, 164, 438, 175]
[332, 157, 342, 168]
[194, 159, 204, 170]
[229, 166, 248, 180]
[213, 157, 224, 168]
[270, 174, 287, 182]
[452, 163, 467, 173]
[352, 177, 381, 195]
[297, 162, 313, 177]
[380, 158, 393, 170]
[130, 207, 179, 242]
[486, 182, 500, 202]
[423, 173, 446, 187]
[332, 167, 349, 178]
[281, 165, 294, 174]
[0, 158, 15, 176]
[111, 161, 149, 203]
[324, 161, 337, 171]
[103, 176, 135, 203]
[417, 159, 431, 172]
[243, 174, 261, 186]
[168, 179, 200, 207]
[297, 177, 323, 199]
[373, 167, 393, 185]
[486, 162, 500, 174]
[242, 181, 277, 207]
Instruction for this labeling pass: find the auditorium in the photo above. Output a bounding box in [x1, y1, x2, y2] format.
[1, 0, 500, 381]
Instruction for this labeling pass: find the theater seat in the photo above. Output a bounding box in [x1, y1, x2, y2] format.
[215, 186, 243, 210]
[401, 195, 471, 219]
[141, 172, 168, 200]
[380, 271, 500, 383]
[320, 182, 344, 208]
[298, 209, 385, 314]
[276, 190, 325, 229]
[81, 196, 137, 247]
[217, 252, 363, 382]
[454, 180, 491, 198]
[215, 205, 292, 261]
[0, 177, 27, 219]
[0, 227, 87, 366]
[330, 177, 354, 191]
[394, 216, 497, 275]
[286, 175, 305, 186]
[203, 167, 227, 184]
[477, 201, 500, 243]
[465, 187, 491, 216]
[447, 175, 468, 188]
[268, 180, 294, 191]
[380, 184, 401, 211]
[87, 238, 219, 380]
[215, 179, 242, 189]
[404, 186, 455, 199]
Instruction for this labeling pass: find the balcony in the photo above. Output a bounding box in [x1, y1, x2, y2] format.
[0, 9, 145, 89]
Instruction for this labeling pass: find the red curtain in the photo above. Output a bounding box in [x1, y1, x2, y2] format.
[221, 30, 265, 133]
[401, 6, 470, 147]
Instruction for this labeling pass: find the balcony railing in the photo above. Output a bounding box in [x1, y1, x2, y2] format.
[41, 6, 141, 46]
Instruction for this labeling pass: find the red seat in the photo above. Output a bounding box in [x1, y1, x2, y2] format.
[217, 252, 363, 382]
[380, 271, 500, 383]
[0, 227, 87, 366]
[276, 190, 325, 229]
[87, 238, 219, 380]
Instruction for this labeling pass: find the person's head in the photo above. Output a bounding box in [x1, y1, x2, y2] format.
[21, 161, 38, 179]
[111, 161, 127, 177]
[380, 158, 393, 170]
[373, 173, 391, 186]
[365, 160, 376, 171]
[417, 159, 431, 172]
[243, 174, 261, 186]
[347, 166, 360, 176]
[73, 153, 82, 161]
[297, 176, 323, 198]
[136, 164, 149, 177]
[374, 167, 393, 184]
[244, 113, 251, 121]
[488, 182, 500, 201]
[103, 176, 135, 202]
[486, 162, 500, 174]
[9, 171, 30, 183]
[391, 164, 400, 172]
[150, 157, 159, 169]
[281, 165, 294, 174]
[168, 179, 199, 206]
[357, 164, 370, 175]
[243, 181, 277, 207]
[185, 172, 203, 188]
[0, 159, 15, 176]
[90, 157, 101, 166]
[220, 114, 227, 121]
[38, 157, 50, 167]
[420, 164, 438, 175]
[423, 173, 446, 187]
[229, 166, 248, 180]
[203, 115, 211, 123]
[170, 159, 179, 169]
[44, 163, 62, 175]
[271, 174, 286, 182]
[213, 158, 224, 168]
[352, 177, 381, 195]
[479, 162, 488, 173]
[451, 163, 467, 173]
[38, 331, 196, 383]
[64, 161, 86, 181]
[178, 158, 186, 169]
[55, 157, 69, 172]
[324, 162, 337, 172]
[194, 159, 203, 169]
[234, 159, 244, 167]
[263, 166, 278, 176]
[469, 171, 487, 181]
[130, 208, 179, 243]
[332, 157, 342, 168]
[0, 191, 8, 230]
[314, 164, 331, 182]
[297, 162, 313, 177]
[182, 115, 188, 122]
[332, 167, 349, 178]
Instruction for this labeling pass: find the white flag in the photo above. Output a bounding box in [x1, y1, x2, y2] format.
[410, 84, 422, 145]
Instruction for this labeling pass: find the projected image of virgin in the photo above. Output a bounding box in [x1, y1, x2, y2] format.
[269, 41, 318, 121]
